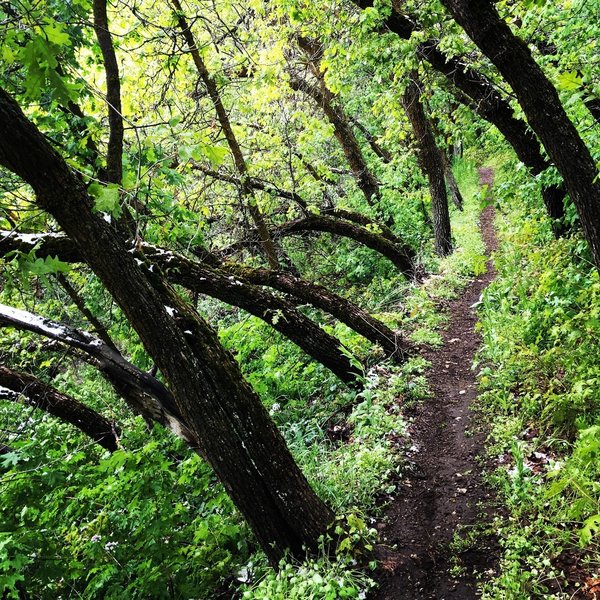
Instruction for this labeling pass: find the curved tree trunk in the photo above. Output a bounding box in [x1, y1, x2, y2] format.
[440, 0, 600, 269]
[403, 77, 453, 256]
[322, 208, 400, 242]
[226, 264, 413, 362]
[0, 233, 362, 385]
[0, 231, 409, 364]
[0, 88, 334, 564]
[273, 214, 416, 275]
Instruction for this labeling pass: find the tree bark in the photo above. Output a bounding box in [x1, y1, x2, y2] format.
[0, 234, 362, 385]
[0, 303, 195, 445]
[226, 265, 413, 361]
[440, 0, 600, 268]
[171, 0, 281, 270]
[92, 0, 123, 185]
[290, 75, 383, 207]
[0, 366, 119, 451]
[403, 77, 453, 256]
[0, 87, 334, 564]
[272, 214, 415, 275]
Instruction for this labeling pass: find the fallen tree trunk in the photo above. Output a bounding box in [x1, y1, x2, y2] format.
[0, 365, 119, 451]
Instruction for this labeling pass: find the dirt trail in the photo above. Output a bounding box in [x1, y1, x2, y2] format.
[372, 170, 499, 599]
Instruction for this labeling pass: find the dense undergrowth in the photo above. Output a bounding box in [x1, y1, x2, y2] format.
[0, 159, 486, 599]
[3, 155, 599, 599]
[476, 158, 600, 599]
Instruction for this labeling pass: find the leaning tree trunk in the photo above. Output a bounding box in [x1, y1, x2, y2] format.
[348, 115, 393, 163]
[273, 214, 415, 275]
[0, 87, 334, 565]
[440, 0, 600, 268]
[291, 37, 384, 210]
[171, 0, 281, 270]
[141, 248, 363, 385]
[403, 77, 452, 257]
[92, 0, 123, 185]
[0, 230, 409, 365]
[0, 365, 119, 451]
[224, 264, 413, 361]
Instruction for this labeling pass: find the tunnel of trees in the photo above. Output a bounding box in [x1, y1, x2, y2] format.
[0, 0, 598, 597]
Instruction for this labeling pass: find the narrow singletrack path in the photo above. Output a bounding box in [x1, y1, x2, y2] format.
[372, 173, 499, 599]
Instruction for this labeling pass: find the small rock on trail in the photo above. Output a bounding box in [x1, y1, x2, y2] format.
[371, 202, 500, 599]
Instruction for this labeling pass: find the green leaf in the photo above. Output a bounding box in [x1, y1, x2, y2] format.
[22, 255, 71, 275]
[1, 452, 21, 468]
[89, 183, 122, 218]
[40, 21, 71, 47]
[201, 144, 228, 168]
[580, 514, 600, 546]
[557, 71, 582, 91]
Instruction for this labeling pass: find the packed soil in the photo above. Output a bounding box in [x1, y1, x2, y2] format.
[371, 169, 499, 599]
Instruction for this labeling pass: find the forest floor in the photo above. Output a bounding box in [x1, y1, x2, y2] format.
[371, 168, 500, 599]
